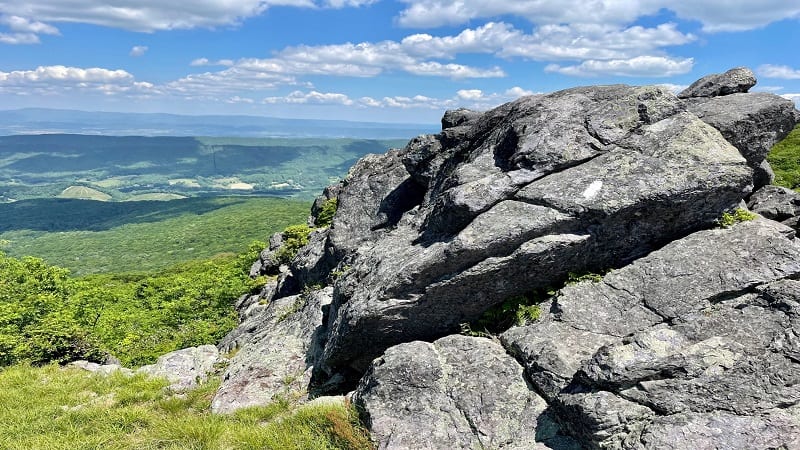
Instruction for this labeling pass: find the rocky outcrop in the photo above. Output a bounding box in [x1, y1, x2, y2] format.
[211, 287, 332, 413]
[321, 84, 755, 375]
[137, 345, 221, 392]
[214, 68, 800, 448]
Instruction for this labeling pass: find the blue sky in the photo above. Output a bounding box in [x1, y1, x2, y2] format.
[0, 1, 798, 124]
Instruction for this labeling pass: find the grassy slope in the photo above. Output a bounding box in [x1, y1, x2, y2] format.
[0, 197, 309, 275]
[768, 124, 800, 190]
[0, 365, 372, 450]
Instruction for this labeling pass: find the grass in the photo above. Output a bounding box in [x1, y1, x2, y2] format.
[0, 197, 309, 275]
[768, 124, 800, 190]
[0, 364, 373, 450]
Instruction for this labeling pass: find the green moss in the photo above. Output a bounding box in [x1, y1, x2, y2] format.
[718, 207, 757, 228]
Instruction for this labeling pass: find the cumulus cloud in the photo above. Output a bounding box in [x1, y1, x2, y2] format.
[0, 65, 156, 97]
[264, 90, 354, 105]
[396, 0, 800, 32]
[129, 45, 148, 57]
[758, 64, 800, 80]
[544, 56, 694, 77]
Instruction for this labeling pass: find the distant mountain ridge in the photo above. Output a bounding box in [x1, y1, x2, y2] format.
[0, 108, 438, 139]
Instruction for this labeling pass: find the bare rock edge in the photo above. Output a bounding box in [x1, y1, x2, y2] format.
[213, 67, 800, 449]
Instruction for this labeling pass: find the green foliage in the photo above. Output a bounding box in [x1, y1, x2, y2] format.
[0, 252, 105, 365]
[0, 197, 308, 275]
[718, 207, 758, 228]
[0, 364, 373, 449]
[0, 241, 265, 367]
[567, 271, 605, 285]
[275, 224, 313, 265]
[316, 197, 338, 227]
[462, 292, 545, 336]
[768, 124, 800, 190]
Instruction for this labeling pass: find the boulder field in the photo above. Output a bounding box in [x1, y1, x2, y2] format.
[213, 67, 800, 449]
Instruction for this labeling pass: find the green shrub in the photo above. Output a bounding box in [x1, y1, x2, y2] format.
[274, 224, 312, 265]
[0, 241, 265, 367]
[718, 207, 757, 228]
[462, 292, 545, 336]
[316, 197, 338, 228]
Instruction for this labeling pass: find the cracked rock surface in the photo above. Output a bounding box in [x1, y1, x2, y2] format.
[213, 67, 800, 448]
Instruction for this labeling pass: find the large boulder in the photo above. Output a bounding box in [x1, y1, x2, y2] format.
[677, 67, 756, 98]
[684, 92, 798, 189]
[137, 345, 221, 392]
[352, 334, 578, 449]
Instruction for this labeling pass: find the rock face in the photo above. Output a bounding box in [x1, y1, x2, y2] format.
[137, 345, 221, 392]
[214, 68, 800, 448]
[352, 335, 576, 449]
[749, 184, 800, 229]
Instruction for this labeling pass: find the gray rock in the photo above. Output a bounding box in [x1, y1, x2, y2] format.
[502, 219, 800, 447]
[638, 410, 800, 450]
[137, 345, 220, 392]
[748, 184, 800, 229]
[320, 84, 755, 377]
[352, 335, 575, 450]
[68, 360, 133, 376]
[211, 287, 332, 413]
[685, 92, 798, 189]
[678, 67, 756, 98]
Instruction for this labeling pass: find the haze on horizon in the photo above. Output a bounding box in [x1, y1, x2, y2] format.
[0, 0, 798, 123]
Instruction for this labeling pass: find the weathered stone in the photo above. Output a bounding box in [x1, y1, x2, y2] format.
[638, 410, 800, 450]
[352, 335, 573, 450]
[678, 67, 756, 98]
[748, 184, 800, 229]
[685, 92, 798, 189]
[320, 85, 753, 376]
[211, 287, 332, 413]
[137, 345, 220, 392]
[68, 360, 133, 376]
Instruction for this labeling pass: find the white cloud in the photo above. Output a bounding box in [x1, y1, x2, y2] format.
[0, 65, 157, 97]
[0, 14, 59, 44]
[0, 32, 40, 44]
[545, 56, 694, 77]
[758, 64, 800, 80]
[359, 86, 541, 111]
[457, 89, 484, 100]
[0, 1, 375, 34]
[226, 96, 254, 104]
[396, 0, 800, 32]
[129, 45, 148, 57]
[264, 90, 354, 105]
[191, 58, 235, 67]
